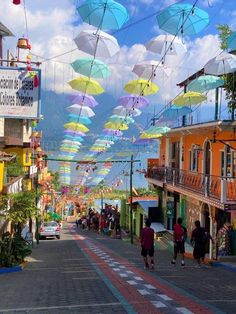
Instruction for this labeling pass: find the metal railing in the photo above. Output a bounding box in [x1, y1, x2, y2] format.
[147, 166, 236, 203]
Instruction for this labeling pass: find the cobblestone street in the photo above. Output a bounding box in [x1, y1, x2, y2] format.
[0, 223, 235, 314]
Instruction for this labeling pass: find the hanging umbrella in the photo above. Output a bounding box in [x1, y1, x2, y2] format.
[74, 29, 120, 58]
[95, 139, 114, 145]
[68, 93, 98, 107]
[64, 130, 86, 136]
[66, 104, 95, 117]
[162, 105, 192, 119]
[146, 34, 186, 56]
[60, 147, 79, 153]
[173, 91, 207, 106]
[104, 121, 128, 130]
[124, 79, 159, 96]
[102, 129, 123, 136]
[204, 52, 236, 75]
[68, 114, 92, 125]
[118, 95, 149, 109]
[140, 132, 163, 139]
[108, 115, 134, 124]
[226, 31, 236, 51]
[71, 58, 111, 78]
[49, 212, 62, 220]
[61, 140, 82, 146]
[77, 0, 129, 30]
[145, 126, 170, 134]
[132, 61, 171, 80]
[187, 75, 224, 92]
[64, 135, 84, 142]
[113, 105, 142, 117]
[157, 3, 209, 36]
[134, 138, 154, 145]
[68, 77, 104, 95]
[64, 122, 89, 133]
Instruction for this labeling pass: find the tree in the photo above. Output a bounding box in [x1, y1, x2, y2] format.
[51, 171, 61, 191]
[217, 24, 236, 119]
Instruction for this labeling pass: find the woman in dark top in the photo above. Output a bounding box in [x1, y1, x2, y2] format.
[191, 220, 213, 267]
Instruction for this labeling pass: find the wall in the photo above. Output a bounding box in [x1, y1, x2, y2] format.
[0, 161, 4, 192]
[4, 147, 32, 166]
[186, 196, 201, 238]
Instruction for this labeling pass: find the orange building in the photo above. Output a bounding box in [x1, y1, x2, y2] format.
[146, 119, 236, 258]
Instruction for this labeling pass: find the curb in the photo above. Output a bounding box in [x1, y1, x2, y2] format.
[211, 261, 236, 272]
[0, 261, 28, 275]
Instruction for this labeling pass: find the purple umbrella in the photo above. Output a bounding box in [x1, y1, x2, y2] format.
[134, 138, 154, 145]
[102, 129, 123, 136]
[118, 95, 149, 109]
[64, 130, 86, 136]
[67, 93, 98, 108]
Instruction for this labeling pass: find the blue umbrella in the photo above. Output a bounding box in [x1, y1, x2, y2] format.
[162, 105, 192, 120]
[64, 135, 84, 142]
[71, 58, 111, 78]
[157, 3, 209, 36]
[227, 31, 236, 51]
[187, 75, 224, 92]
[77, 0, 129, 30]
[68, 114, 92, 125]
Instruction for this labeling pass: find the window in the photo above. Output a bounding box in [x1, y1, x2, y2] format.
[190, 145, 199, 172]
[221, 146, 235, 177]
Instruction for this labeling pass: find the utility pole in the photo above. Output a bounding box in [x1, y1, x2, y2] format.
[130, 154, 134, 244]
[35, 166, 40, 245]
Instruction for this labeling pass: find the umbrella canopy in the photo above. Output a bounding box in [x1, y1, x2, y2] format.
[60, 147, 79, 153]
[146, 34, 186, 56]
[113, 105, 142, 117]
[124, 79, 159, 96]
[68, 77, 104, 95]
[95, 139, 114, 145]
[64, 122, 89, 133]
[118, 95, 149, 109]
[187, 75, 224, 92]
[49, 212, 62, 221]
[68, 93, 98, 107]
[134, 138, 154, 145]
[64, 130, 86, 136]
[132, 61, 171, 80]
[157, 3, 209, 36]
[67, 104, 95, 117]
[103, 129, 123, 136]
[162, 105, 192, 119]
[64, 135, 84, 142]
[77, 0, 129, 30]
[140, 132, 163, 139]
[108, 114, 134, 124]
[226, 31, 236, 51]
[61, 140, 82, 146]
[145, 126, 170, 134]
[104, 121, 129, 130]
[74, 29, 120, 58]
[204, 52, 236, 75]
[71, 57, 111, 78]
[173, 91, 207, 106]
[68, 114, 92, 125]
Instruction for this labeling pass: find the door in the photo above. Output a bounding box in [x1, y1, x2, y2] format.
[171, 142, 180, 169]
[204, 141, 211, 176]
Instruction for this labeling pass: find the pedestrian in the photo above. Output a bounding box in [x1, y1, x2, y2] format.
[75, 219, 79, 229]
[140, 219, 155, 270]
[171, 217, 187, 266]
[191, 220, 213, 267]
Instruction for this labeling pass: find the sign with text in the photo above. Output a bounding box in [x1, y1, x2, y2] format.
[0, 67, 40, 118]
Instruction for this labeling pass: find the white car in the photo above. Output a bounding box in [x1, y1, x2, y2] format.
[39, 221, 61, 239]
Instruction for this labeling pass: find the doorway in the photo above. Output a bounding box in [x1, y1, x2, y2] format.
[204, 141, 211, 176]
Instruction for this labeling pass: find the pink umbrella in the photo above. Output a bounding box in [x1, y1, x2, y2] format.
[64, 130, 86, 136]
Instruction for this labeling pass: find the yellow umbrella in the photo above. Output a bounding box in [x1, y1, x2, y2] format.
[68, 77, 104, 95]
[140, 133, 163, 139]
[60, 148, 79, 153]
[104, 121, 128, 130]
[124, 79, 159, 96]
[173, 91, 207, 106]
[64, 122, 89, 133]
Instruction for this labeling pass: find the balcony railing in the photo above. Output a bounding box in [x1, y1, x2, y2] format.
[147, 167, 236, 204]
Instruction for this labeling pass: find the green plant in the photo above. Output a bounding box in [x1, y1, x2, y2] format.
[0, 232, 31, 267]
[6, 156, 24, 178]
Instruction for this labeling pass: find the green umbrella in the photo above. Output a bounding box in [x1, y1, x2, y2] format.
[49, 212, 62, 221]
[71, 58, 111, 78]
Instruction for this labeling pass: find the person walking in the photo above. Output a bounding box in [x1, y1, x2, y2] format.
[191, 220, 213, 267]
[171, 217, 187, 266]
[140, 219, 155, 270]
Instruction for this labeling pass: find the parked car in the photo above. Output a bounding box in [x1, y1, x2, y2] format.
[39, 221, 61, 239]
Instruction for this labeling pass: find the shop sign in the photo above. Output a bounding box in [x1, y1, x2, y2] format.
[29, 165, 38, 176]
[0, 67, 40, 119]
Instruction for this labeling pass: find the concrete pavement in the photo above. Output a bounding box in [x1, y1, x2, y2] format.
[0, 223, 235, 313]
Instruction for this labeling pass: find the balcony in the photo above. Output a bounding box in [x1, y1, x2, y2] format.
[147, 166, 236, 210]
[0, 136, 23, 147]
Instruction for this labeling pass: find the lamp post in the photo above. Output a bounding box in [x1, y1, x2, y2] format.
[130, 154, 134, 244]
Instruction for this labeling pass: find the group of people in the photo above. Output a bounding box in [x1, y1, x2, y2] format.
[140, 217, 213, 270]
[75, 204, 121, 237]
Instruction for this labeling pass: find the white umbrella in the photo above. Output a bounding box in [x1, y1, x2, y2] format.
[113, 105, 141, 117]
[146, 34, 187, 56]
[204, 52, 236, 75]
[95, 139, 114, 145]
[61, 140, 82, 146]
[66, 104, 95, 117]
[132, 61, 171, 79]
[74, 29, 120, 58]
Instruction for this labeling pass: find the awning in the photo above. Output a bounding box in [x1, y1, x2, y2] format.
[137, 200, 158, 214]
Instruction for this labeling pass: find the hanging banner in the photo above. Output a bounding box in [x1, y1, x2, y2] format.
[0, 67, 40, 119]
